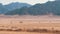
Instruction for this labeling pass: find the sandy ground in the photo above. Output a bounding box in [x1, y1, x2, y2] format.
[0, 31, 55, 34]
[0, 15, 60, 34]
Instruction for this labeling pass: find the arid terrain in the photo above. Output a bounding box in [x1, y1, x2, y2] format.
[0, 15, 60, 34]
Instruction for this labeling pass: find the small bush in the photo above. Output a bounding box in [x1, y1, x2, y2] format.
[0, 29, 5, 31]
[13, 29, 22, 31]
[5, 29, 13, 31]
[19, 21, 23, 23]
[26, 29, 48, 32]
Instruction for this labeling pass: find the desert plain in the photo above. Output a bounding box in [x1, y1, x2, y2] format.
[0, 15, 60, 34]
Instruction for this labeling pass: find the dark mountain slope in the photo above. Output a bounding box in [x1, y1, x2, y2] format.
[5, 1, 60, 15]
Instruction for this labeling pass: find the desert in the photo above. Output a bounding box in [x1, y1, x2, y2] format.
[0, 15, 59, 34]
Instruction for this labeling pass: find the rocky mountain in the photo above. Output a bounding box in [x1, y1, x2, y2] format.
[0, 3, 8, 14]
[5, 1, 60, 15]
[0, 2, 31, 14]
[4, 2, 31, 11]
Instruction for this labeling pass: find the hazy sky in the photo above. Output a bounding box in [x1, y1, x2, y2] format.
[0, 0, 55, 5]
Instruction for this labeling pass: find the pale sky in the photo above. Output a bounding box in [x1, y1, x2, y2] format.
[0, 0, 55, 5]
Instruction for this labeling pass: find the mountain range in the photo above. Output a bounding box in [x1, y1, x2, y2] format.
[0, 2, 31, 14]
[0, 1, 60, 16]
[5, 1, 60, 15]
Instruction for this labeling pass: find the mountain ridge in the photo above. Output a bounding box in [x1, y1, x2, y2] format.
[5, 1, 60, 15]
[0, 2, 32, 14]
